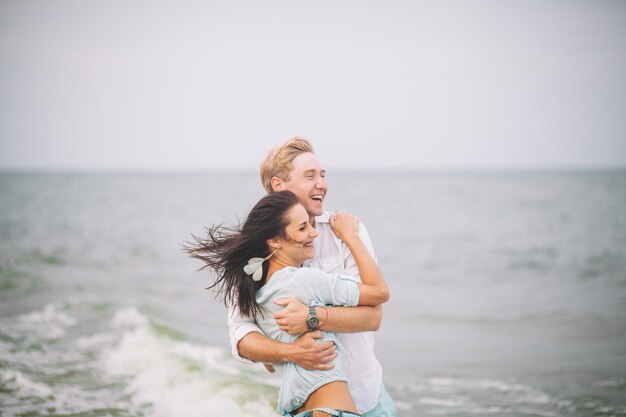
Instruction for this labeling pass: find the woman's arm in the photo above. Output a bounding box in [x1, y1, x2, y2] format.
[330, 212, 389, 305]
[272, 218, 384, 335]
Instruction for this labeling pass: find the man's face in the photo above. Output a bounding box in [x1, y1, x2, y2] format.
[274, 152, 327, 218]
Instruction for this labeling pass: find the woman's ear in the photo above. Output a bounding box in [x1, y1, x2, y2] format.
[267, 237, 281, 250]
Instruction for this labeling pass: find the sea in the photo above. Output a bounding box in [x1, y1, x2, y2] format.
[0, 171, 625, 417]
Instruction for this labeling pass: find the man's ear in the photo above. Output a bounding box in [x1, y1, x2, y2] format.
[270, 177, 284, 191]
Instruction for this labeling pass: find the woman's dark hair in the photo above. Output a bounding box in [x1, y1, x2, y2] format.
[185, 190, 300, 317]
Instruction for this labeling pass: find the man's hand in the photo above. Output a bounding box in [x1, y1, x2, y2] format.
[274, 298, 309, 335]
[288, 330, 337, 370]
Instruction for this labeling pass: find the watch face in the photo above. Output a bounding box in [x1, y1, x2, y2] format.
[307, 316, 319, 329]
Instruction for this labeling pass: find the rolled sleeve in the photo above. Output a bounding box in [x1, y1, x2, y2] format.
[294, 268, 360, 307]
[330, 274, 360, 307]
[227, 306, 264, 363]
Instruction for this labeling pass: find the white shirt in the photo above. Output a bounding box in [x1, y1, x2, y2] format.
[227, 211, 383, 414]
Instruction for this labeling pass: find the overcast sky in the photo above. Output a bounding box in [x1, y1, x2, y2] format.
[1, 1, 624, 172]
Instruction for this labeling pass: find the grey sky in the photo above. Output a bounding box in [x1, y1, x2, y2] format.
[1, 0, 624, 171]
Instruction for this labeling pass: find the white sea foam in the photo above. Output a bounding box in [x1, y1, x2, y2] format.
[19, 303, 77, 326]
[111, 307, 149, 329]
[417, 397, 472, 407]
[395, 376, 562, 416]
[15, 303, 77, 339]
[103, 308, 279, 417]
[0, 340, 12, 359]
[0, 369, 54, 398]
[514, 407, 561, 417]
[76, 332, 117, 350]
[426, 376, 551, 401]
[592, 377, 625, 388]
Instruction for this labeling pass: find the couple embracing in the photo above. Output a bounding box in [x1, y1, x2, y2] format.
[187, 138, 397, 417]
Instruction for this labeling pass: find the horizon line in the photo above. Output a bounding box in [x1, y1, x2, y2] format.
[1, 165, 625, 175]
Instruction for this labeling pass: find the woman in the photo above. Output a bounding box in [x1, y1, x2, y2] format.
[186, 191, 389, 417]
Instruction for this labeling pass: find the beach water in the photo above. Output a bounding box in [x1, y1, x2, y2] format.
[1, 171, 625, 417]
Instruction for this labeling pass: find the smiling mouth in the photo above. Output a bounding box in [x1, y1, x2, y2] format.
[310, 194, 324, 203]
[303, 241, 314, 248]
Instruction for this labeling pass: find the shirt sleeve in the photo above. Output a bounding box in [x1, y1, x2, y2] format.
[294, 268, 360, 307]
[227, 305, 265, 363]
[342, 221, 377, 281]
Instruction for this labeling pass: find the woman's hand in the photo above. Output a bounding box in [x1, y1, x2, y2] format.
[274, 298, 329, 335]
[273, 298, 309, 335]
[329, 212, 360, 244]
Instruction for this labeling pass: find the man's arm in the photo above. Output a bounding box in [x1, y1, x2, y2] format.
[237, 330, 338, 370]
[228, 305, 338, 370]
[320, 304, 382, 332]
[274, 299, 382, 335]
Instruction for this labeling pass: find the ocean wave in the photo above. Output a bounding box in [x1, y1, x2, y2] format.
[0, 303, 281, 417]
[390, 376, 575, 416]
[0, 369, 54, 398]
[102, 307, 280, 417]
[18, 303, 77, 327]
[591, 377, 626, 388]
[0, 303, 78, 342]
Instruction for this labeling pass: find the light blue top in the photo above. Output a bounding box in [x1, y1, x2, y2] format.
[229, 211, 383, 414]
[255, 266, 360, 415]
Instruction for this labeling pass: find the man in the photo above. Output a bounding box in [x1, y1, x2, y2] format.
[228, 137, 396, 416]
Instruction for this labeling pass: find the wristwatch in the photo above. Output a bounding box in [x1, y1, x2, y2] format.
[306, 307, 319, 330]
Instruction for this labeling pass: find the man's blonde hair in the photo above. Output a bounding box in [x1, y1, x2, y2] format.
[260, 137, 315, 193]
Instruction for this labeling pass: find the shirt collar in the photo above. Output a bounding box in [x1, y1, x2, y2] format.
[315, 211, 332, 224]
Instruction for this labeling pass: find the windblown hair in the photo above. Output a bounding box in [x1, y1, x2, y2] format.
[259, 137, 315, 193]
[185, 191, 300, 317]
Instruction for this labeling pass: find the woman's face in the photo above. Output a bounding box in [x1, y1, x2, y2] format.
[278, 203, 318, 263]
